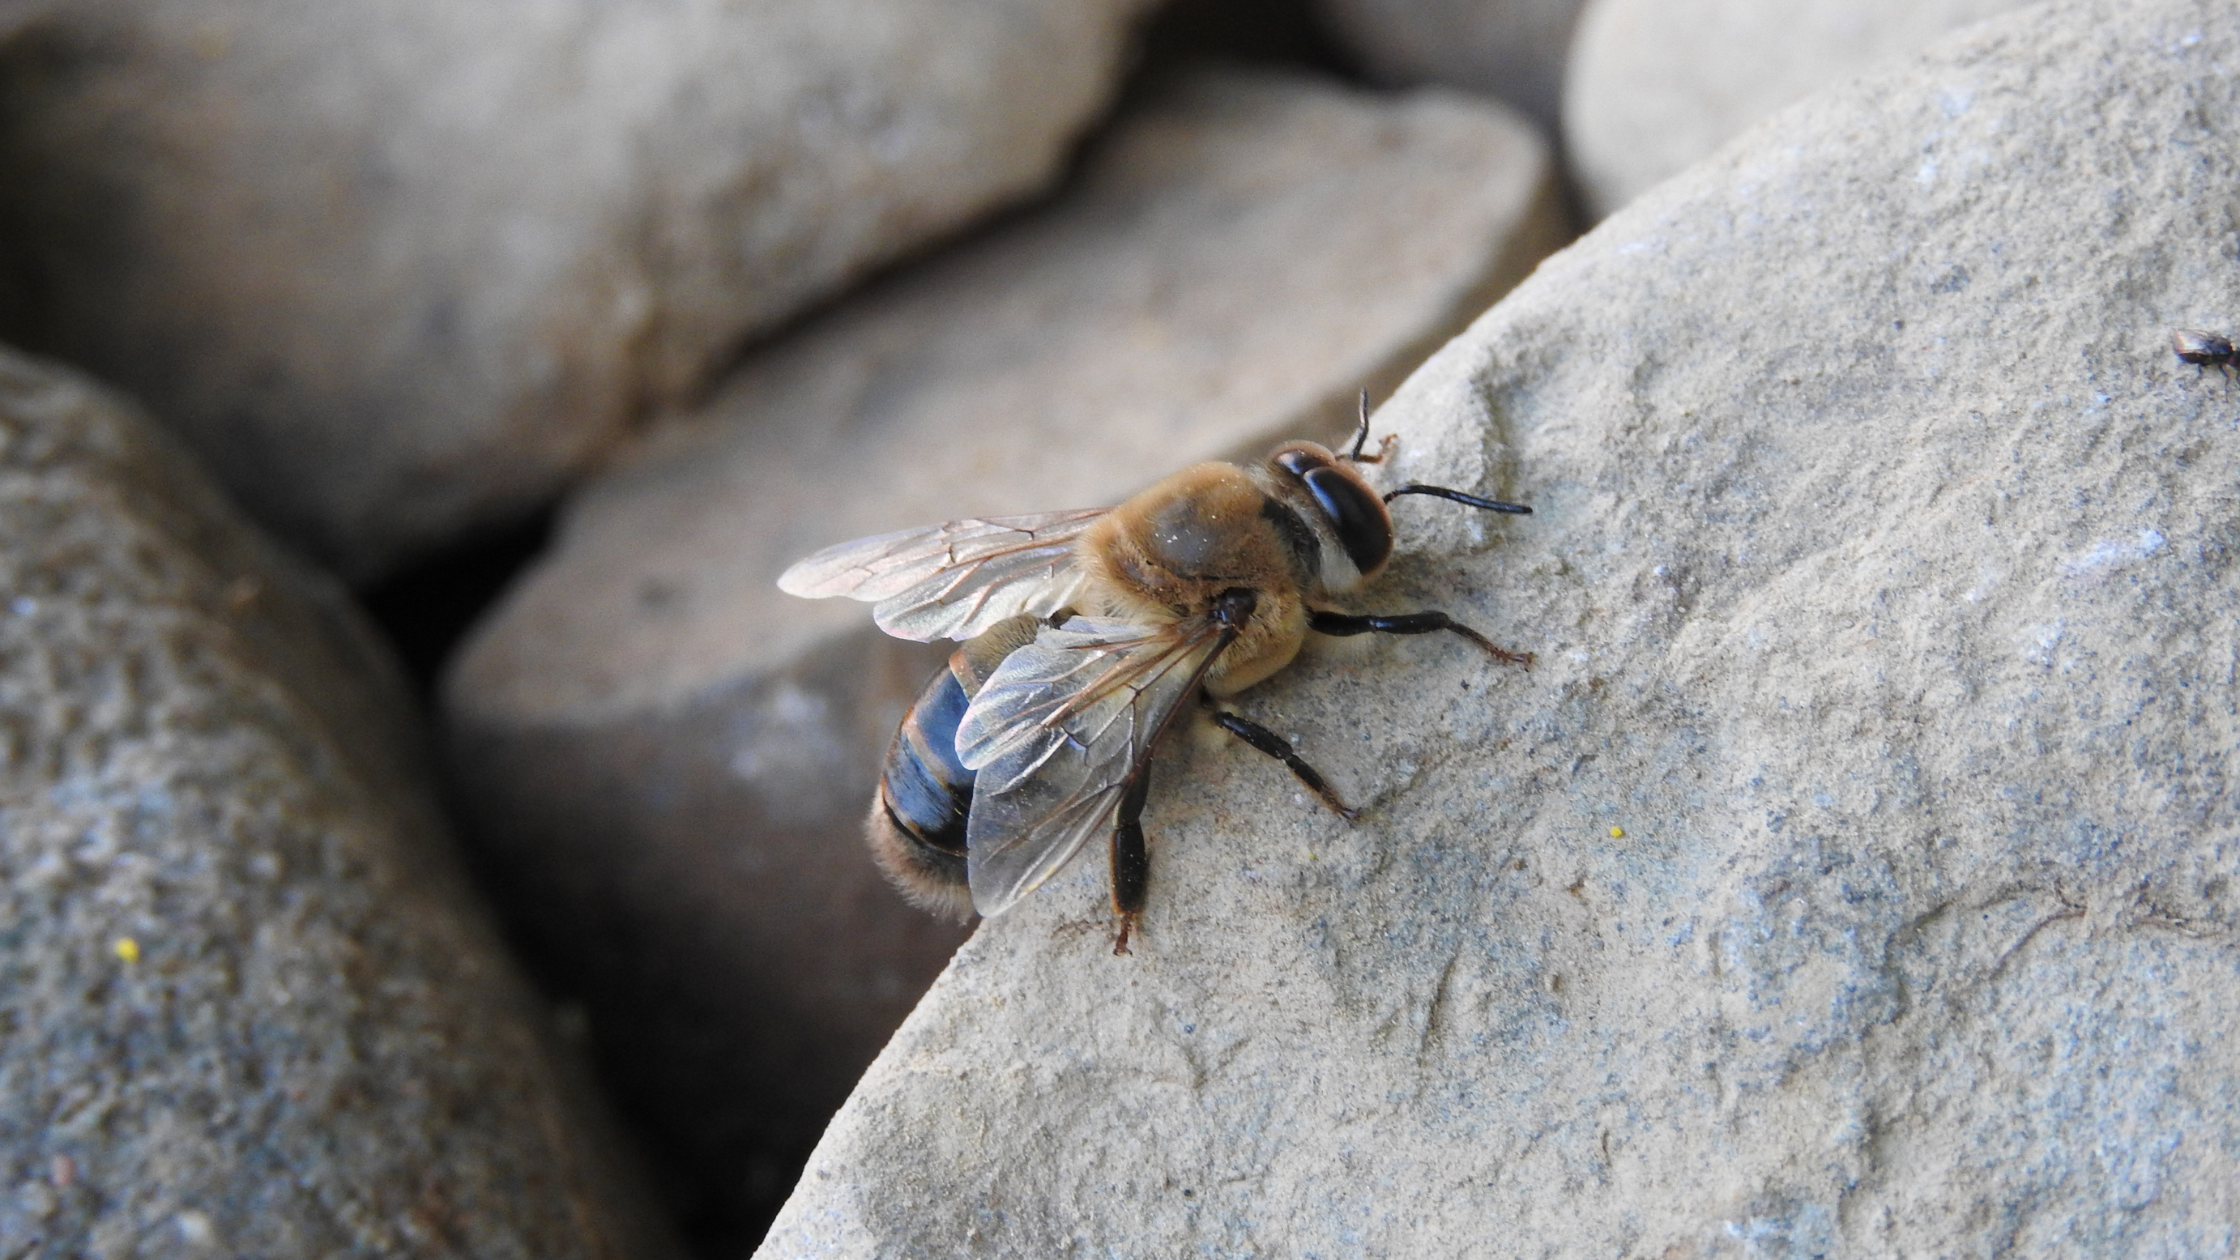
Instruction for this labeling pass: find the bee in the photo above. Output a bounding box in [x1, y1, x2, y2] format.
[2173, 328, 2238, 378]
[778, 398, 1533, 952]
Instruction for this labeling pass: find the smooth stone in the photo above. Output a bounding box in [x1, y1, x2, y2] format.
[445, 65, 1566, 1245]
[1314, 0, 1588, 133]
[761, 1, 2240, 1253]
[0, 345, 677, 1259]
[0, 0, 1153, 578]
[1565, 0, 2028, 217]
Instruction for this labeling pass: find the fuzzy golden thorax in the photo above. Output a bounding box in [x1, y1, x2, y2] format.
[1076, 462, 1311, 697]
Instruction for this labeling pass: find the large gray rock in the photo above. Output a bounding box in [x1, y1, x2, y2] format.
[1565, 0, 2029, 217]
[0, 0, 1153, 579]
[1314, 0, 1588, 133]
[0, 346, 676, 1259]
[445, 66, 1565, 1244]
[760, 1, 2240, 1254]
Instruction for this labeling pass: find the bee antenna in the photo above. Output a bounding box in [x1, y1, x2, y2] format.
[1383, 484, 1533, 515]
[1344, 389, 1373, 461]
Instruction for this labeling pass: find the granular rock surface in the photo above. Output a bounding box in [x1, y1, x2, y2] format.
[445, 66, 1564, 1246]
[1565, 0, 2029, 218]
[761, 1, 2240, 1254]
[0, 0, 1152, 577]
[0, 347, 674, 1259]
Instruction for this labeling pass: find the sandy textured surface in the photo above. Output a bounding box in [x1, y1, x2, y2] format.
[1566, 0, 2029, 217]
[0, 346, 675, 1259]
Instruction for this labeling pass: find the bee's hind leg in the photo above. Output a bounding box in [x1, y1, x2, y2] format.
[1205, 702, 1357, 821]
[1309, 609, 1534, 669]
[1110, 764, 1154, 955]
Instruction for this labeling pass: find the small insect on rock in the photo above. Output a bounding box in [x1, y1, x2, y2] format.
[778, 398, 1534, 953]
[2173, 328, 2238, 379]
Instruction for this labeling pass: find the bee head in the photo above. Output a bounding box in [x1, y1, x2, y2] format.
[1265, 440, 1393, 585]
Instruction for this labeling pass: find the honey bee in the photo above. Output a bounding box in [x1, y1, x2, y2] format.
[778, 399, 1533, 952]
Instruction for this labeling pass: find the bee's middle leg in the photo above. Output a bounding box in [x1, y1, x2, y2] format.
[1110, 763, 1154, 955]
[1204, 702, 1356, 821]
[1308, 608, 1533, 669]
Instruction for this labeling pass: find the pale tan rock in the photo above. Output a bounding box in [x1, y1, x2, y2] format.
[0, 0, 1153, 578]
[0, 345, 677, 1259]
[760, 1, 2240, 1254]
[1315, 0, 1588, 133]
[444, 66, 1565, 1240]
[1566, 0, 2029, 217]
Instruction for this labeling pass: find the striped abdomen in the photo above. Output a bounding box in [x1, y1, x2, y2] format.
[866, 616, 1039, 920]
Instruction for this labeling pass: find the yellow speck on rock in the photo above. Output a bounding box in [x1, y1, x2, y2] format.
[1609, 826, 1626, 839]
[113, 937, 140, 964]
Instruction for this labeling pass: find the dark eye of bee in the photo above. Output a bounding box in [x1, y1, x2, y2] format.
[1274, 447, 1391, 576]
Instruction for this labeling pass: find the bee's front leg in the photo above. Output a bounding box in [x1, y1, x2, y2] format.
[1308, 609, 1533, 669]
[1109, 763, 1154, 955]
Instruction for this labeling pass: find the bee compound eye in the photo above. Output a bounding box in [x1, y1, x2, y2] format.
[1273, 446, 1330, 480]
[1302, 466, 1392, 577]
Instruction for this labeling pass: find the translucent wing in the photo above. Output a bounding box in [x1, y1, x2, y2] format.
[776, 509, 1106, 642]
[955, 615, 1235, 918]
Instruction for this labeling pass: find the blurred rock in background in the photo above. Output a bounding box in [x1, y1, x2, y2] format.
[1565, 0, 2030, 218]
[0, 345, 678, 1260]
[444, 62, 1567, 1256]
[0, 0, 1157, 580]
[1140, 0, 1353, 70]
[1314, 0, 1588, 134]
[762, 1, 2240, 1253]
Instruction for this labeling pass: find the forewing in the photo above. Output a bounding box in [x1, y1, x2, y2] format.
[956, 617, 1230, 917]
[776, 509, 1105, 642]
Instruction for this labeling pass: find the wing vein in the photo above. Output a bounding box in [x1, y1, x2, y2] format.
[956, 615, 1237, 918]
[775, 509, 1106, 641]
